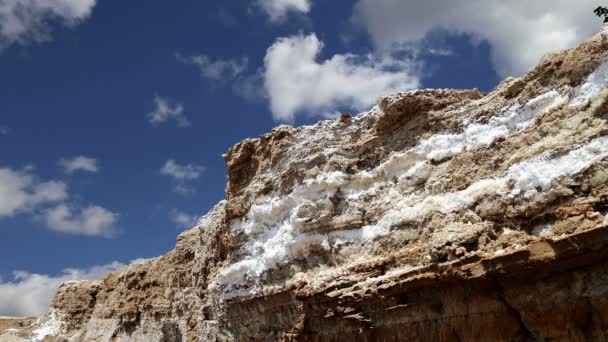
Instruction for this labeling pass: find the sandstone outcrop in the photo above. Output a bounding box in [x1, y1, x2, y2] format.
[4, 30, 608, 342]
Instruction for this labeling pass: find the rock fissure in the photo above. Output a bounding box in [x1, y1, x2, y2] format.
[493, 279, 538, 341]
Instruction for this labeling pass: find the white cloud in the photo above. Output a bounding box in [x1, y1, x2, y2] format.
[147, 95, 190, 128]
[43, 204, 118, 237]
[352, 0, 601, 77]
[161, 159, 204, 181]
[27, 181, 68, 206]
[170, 209, 199, 229]
[59, 156, 98, 174]
[263, 33, 420, 121]
[0, 126, 9, 135]
[161, 159, 205, 194]
[177, 53, 248, 81]
[0, 0, 96, 49]
[0, 167, 67, 217]
[0, 261, 126, 317]
[256, 0, 310, 22]
[0, 166, 119, 237]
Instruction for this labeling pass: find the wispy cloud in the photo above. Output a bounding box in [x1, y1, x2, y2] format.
[160, 159, 205, 194]
[147, 95, 190, 128]
[216, 8, 238, 28]
[178, 53, 265, 102]
[161, 159, 204, 180]
[59, 156, 98, 174]
[170, 209, 199, 229]
[177, 53, 248, 81]
[232, 70, 267, 102]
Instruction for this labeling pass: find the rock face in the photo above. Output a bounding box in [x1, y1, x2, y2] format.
[12, 31, 608, 341]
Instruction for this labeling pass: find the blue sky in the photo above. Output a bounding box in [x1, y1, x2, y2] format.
[0, 0, 602, 315]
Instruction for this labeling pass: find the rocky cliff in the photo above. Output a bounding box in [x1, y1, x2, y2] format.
[6, 30, 608, 342]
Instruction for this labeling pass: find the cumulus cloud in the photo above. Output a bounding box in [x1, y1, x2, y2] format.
[263, 33, 420, 121]
[147, 95, 190, 128]
[256, 0, 310, 22]
[170, 209, 199, 229]
[59, 156, 98, 174]
[0, 167, 67, 217]
[160, 159, 205, 194]
[0, 0, 96, 49]
[177, 53, 248, 81]
[0, 261, 126, 316]
[352, 0, 601, 77]
[0, 166, 119, 237]
[43, 204, 118, 237]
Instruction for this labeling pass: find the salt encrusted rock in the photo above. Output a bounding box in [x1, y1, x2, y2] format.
[376, 88, 484, 133]
[50, 280, 102, 332]
[10, 30, 608, 341]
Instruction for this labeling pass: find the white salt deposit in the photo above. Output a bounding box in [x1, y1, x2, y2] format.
[412, 90, 564, 162]
[570, 63, 608, 106]
[218, 132, 608, 298]
[32, 311, 62, 341]
[531, 223, 553, 237]
[214, 63, 608, 299]
[508, 135, 608, 193]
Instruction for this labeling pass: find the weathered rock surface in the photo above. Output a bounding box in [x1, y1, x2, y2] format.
[5, 30, 608, 341]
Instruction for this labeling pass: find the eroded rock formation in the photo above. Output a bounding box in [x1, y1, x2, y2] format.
[5, 30, 608, 341]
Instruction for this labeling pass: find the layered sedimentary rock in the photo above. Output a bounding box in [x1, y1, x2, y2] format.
[6, 30, 608, 341]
